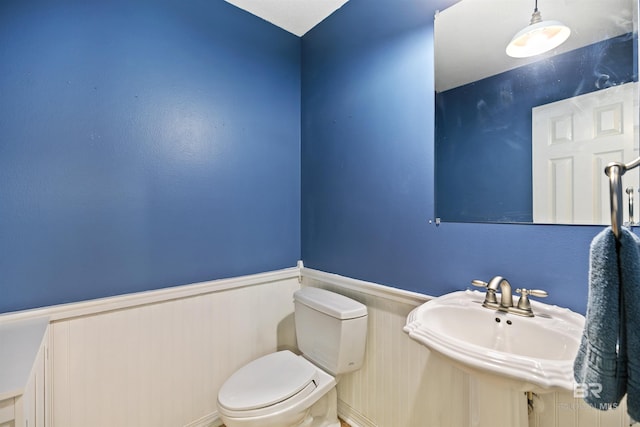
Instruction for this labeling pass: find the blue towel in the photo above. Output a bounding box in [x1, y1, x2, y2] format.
[620, 228, 640, 421]
[574, 226, 640, 420]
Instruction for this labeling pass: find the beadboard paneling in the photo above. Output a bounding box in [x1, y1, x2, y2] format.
[15, 265, 640, 427]
[303, 271, 529, 427]
[49, 273, 300, 427]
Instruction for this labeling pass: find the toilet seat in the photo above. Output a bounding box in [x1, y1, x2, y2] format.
[218, 351, 319, 417]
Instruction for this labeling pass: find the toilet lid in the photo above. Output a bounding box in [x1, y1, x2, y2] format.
[218, 350, 318, 411]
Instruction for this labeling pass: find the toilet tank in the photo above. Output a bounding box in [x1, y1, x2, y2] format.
[293, 287, 368, 376]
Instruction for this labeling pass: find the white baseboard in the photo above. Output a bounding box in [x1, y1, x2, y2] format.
[338, 400, 376, 427]
[184, 402, 371, 427]
[183, 411, 222, 427]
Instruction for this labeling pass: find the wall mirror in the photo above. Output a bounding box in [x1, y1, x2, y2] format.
[434, 0, 639, 224]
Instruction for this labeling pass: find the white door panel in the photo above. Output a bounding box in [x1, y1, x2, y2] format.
[533, 82, 639, 224]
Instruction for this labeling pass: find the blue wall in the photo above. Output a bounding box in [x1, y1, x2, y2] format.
[2, 0, 632, 316]
[0, 0, 301, 313]
[301, 0, 619, 314]
[436, 34, 636, 223]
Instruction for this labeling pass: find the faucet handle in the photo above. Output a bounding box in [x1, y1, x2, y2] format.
[471, 279, 499, 305]
[516, 288, 548, 298]
[515, 288, 548, 313]
[471, 279, 488, 288]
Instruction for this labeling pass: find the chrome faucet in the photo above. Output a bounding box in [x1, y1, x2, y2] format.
[471, 276, 548, 317]
[473, 276, 513, 309]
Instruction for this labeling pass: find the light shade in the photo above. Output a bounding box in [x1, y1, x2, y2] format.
[506, 10, 571, 58]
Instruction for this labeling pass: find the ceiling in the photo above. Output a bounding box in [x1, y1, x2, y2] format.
[224, 0, 636, 91]
[224, 0, 350, 37]
[436, 0, 636, 91]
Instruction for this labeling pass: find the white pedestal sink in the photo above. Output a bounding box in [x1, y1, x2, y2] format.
[403, 290, 585, 393]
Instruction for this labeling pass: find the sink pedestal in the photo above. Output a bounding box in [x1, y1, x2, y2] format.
[403, 289, 588, 426]
[467, 374, 529, 427]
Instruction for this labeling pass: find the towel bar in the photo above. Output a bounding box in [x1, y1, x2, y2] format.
[605, 157, 640, 240]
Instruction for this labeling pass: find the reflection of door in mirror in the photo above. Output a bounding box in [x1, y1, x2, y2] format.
[532, 82, 639, 224]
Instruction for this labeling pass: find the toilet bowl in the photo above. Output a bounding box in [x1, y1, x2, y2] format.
[217, 350, 338, 427]
[216, 287, 368, 427]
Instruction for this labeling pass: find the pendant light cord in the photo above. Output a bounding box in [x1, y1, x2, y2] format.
[530, 0, 542, 25]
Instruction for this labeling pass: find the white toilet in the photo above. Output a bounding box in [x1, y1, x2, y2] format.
[217, 287, 368, 427]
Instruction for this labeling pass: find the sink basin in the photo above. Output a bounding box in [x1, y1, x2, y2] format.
[403, 290, 585, 392]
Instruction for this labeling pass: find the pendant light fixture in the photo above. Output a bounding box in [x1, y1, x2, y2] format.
[506, 0, 571, 58]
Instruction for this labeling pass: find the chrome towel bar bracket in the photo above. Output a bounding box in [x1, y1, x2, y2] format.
[605, 157, 640, 240]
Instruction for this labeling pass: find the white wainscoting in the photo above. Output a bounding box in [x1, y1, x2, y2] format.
[2, 265, 636, 427]
[46, 267, 301, 427]
[302, 268, 528, 427]
[302, 267, 635, 427]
